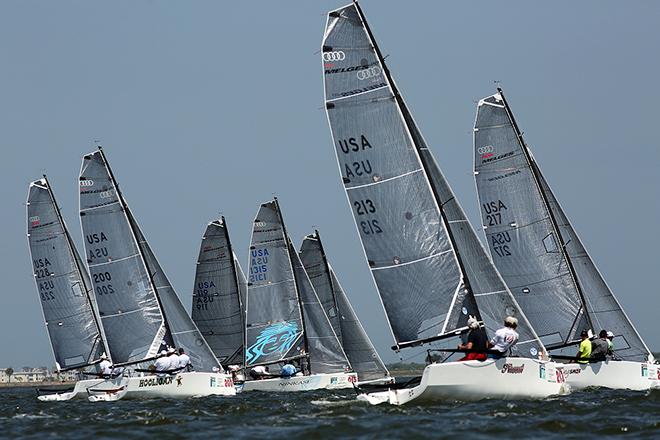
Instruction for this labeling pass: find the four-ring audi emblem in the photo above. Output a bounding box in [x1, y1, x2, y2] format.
[478, 145, 494, 155]
[322, 51, 345, 62]
[79, 179, 94, 187]
[356, 66, 381, 80]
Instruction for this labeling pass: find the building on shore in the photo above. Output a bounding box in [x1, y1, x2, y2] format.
[1, 367, 79, 383]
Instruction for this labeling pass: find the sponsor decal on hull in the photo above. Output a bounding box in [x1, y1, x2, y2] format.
[501, 363, 525, 374]
[138, 376, 174, 388]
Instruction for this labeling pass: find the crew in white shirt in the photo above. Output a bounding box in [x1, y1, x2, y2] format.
[487, 316, 519, 359]
[178, 348, 191, 371]
[167, 348, 180, 371]
[99, 354, 113, 376]
[154, 350, 170, 376]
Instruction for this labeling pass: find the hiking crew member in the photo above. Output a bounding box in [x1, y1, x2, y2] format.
[167, 348, 180, 371]
[458, 316, 488, 361]
[487, 316, 519, 359]
[178, 348, 191, 371]
[576, 330, 592, 364]
[154, 350, 170, 376]
[280, 363, 297, 378]
[606, 331, 615, 357]
[99, 354, 112, 376]
[591, 330, 609, 361]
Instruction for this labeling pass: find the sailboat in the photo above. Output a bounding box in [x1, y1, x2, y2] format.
[191, 217, 247, 384]
[242, 199, 357, 392]
[78, 147, 235, 400]
[299, 231, 391, 384]
[322, 2, 567, 403]
[473, 88, 659, 390]
[27, 176, 113, 401]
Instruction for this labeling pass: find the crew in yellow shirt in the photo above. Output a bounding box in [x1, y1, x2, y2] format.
[576, 330, 592, 364]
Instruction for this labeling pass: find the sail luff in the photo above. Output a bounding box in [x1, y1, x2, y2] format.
[313, 230, 343, 340]
[496, 89, 595, 335]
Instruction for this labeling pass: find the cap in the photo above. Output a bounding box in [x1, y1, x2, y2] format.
[160, 350, 168, 356]
[167, 347, 176, 354]
[606, 331, 614, 338]
[580, 329, 589, 337]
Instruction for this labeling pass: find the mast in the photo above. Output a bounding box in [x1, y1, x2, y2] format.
[312, 229, 341, 322]
[43, 174, 110, 364]
[352, 1, 476, 348]
[94, 146, 175, 350]
[496, 88, 595, 335]
[273, 198, 311, 369]
[222, 215, 246, 366]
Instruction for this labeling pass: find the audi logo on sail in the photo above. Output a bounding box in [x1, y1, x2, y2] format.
[478, 146, 494, 155]
[322, 51, 345, 62]
[356, 66, 381, 80]
[79, 179, 94, 187]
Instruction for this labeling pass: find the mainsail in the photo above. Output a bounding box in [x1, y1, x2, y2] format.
[27, 176, 108, 370]
[322, 2, 544, 358]
[80, 148, 221, 370]
[191, 218, 246, 366]
[300, 232, 389, 381]
[245, 200, 305, 367]
[474, 89, 651, 361]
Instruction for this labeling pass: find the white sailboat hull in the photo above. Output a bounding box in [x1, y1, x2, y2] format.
[558, 360, 659, 391]
[358, 358, 568, 405]
[240, 372, 357, 392]
[37, 379, 108, 401]
[84, 372, 236, 401]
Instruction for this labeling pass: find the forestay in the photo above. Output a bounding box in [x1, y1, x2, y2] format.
[322, 3, 543, 358]
[474, 90, 650, 361]
[191, 218, 246, 366]
[245, 200, 305, 367]
[79, 151, 166, 364]
[300, 232, 389, 381]
[27, 177, 107, 370]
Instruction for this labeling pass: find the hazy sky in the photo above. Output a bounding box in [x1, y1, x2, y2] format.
[1, 1, 658, 368]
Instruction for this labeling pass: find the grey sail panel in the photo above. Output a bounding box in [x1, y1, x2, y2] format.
[79, 151, 165, 364]
[331, 268, 389, 381]
[535, 164, 651, 361]
[27, 179, 104, 369]
[131, 216, 220, 372]
[245, 201, 304, 367]
[289, 241, 349, 374]
[299, 234, 342, 340]
[323, 3, 462, 346]
[419, 145, 543, 358]
[474, 94, 588, 347]
[191, 220, 244, 366]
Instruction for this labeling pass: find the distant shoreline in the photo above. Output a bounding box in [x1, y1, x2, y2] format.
[0, 381, 75, 390]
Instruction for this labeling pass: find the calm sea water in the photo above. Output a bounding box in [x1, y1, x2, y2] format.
[1, 386, 658, 439]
